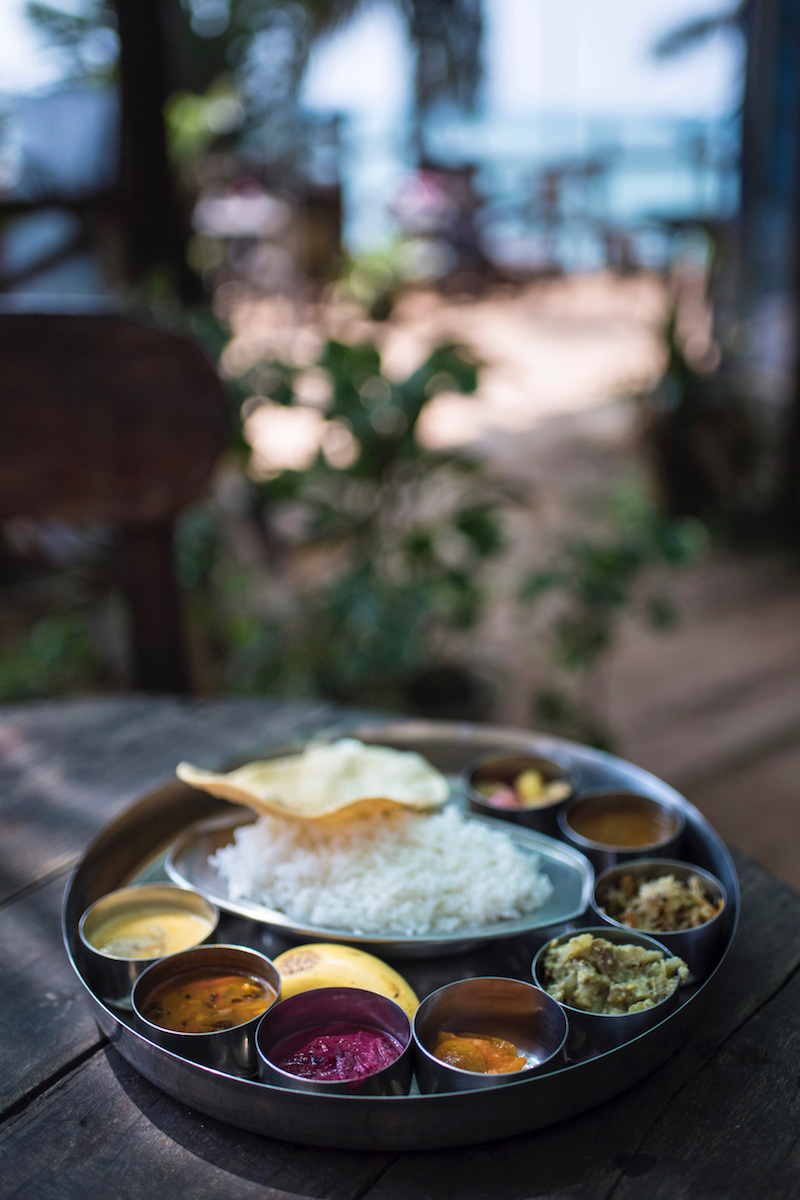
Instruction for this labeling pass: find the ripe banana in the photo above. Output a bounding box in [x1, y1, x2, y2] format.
[273, 943, 419, 1020]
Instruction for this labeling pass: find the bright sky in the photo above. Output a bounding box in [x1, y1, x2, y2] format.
[0, 0, 741, 118]
[0, 0, 56, 92]
[302, 0, 742, 118]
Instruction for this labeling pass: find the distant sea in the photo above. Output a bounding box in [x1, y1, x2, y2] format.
[0, 87, 740, 286]
[336, 109, 740, 270]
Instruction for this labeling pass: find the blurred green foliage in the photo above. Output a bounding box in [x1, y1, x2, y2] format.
[521, 486, 708, 749]
[637, 304, 763, 527]
[333, 243, 419, 321]
[199, 336, 511, 709]
[0, 613, 105, 703]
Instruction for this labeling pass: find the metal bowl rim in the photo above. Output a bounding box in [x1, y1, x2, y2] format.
[131, 942, 281, 1038]
[461, 748, 580, 814]
[531, 925, 685, 1018]
[557, 790, 686, 853]
[256, 985, 413, 1088]
[78, 882, 220, 961]
[591, 858, 729, 935]
[412, 975, 569, 1079]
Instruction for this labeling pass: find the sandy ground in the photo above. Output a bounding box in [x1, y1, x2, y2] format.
[227, 270, 670, 463]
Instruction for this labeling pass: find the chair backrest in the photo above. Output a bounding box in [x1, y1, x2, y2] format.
[0, 302, 228, 692]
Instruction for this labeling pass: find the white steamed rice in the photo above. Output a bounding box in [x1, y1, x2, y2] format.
[210, 806, 553, 936]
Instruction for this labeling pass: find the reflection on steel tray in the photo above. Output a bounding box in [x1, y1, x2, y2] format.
[62, 720, 739, 1152]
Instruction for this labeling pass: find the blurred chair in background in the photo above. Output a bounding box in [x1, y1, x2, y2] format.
[0, 302, 227, 692]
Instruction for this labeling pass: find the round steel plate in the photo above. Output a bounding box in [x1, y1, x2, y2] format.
[62, 720, 739, 1151]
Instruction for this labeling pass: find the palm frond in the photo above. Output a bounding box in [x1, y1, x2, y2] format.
[652, 5, 743, 59]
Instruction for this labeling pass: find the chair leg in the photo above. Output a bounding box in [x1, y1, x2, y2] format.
[120, 523, 191, 693]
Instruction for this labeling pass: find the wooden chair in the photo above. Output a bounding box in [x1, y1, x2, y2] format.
[0, 301, 228, 692]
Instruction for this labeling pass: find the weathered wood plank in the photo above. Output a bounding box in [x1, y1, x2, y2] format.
[605, 556, 800, 795]
[345, 852, 800, 1200]
[607, 967, 800, 1200]
[0, 697, 358, 903]
[620, 661, 800, 800]
[0, 696, 379, 1113]
[2, 698, 797, 1199]
[0, 873, 101, 1114]
[6, 853, 791, 1198]
[688, 738, 800, 893]
[0, 1050, 394, 1200]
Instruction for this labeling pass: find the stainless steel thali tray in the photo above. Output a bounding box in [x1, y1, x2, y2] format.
[62, 720, 739, 1152]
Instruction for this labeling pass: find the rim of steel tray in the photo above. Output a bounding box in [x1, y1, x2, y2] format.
[63, 720, 739, 1152]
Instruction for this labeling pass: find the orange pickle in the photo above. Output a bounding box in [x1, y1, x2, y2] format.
[432, 1031, 527, 1074]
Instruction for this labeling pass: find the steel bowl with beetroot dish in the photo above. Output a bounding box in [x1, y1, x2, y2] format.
[255, 987, 413, 1096]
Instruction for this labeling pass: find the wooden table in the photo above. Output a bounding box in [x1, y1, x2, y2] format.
[1, 697, 798, 1199]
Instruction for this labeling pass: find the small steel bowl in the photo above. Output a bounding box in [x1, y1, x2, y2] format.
[532, 926, 685, 1056]
[255, 987, 413, 1096]
[412, 977, 568, 1094]
[78, 883, 219, 1009]
[462, 751, 579, 836]
[131, 944, 280, 1078]
[591, 859, 728, 981]
[557, 790, 684, 873]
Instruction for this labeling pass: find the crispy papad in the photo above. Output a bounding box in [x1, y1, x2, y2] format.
[176, 739, 449, 823]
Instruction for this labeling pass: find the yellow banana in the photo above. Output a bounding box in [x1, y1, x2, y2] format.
[273, 943, 419, 1020]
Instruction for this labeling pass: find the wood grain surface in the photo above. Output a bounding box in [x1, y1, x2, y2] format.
[0, 697, 796, 1200]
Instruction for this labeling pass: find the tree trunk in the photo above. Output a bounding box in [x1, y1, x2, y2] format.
[114, 0, 202, 303]
[740, 0, 800, 533]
